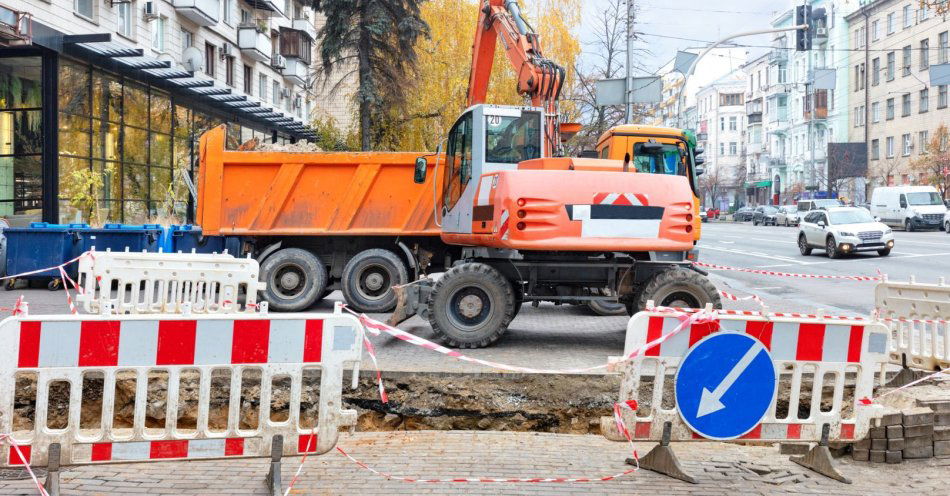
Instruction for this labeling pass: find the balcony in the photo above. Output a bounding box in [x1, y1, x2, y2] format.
[0, 3, 31, 42]
[173, 0, 219, 26]
[279, 28, 312, 66]
[238, 25, 271, 63]
[292, 18, 317, 41]
[243, 0, 282, 15]
[769, 49, 787, 63]
[283, 57, 308, 86]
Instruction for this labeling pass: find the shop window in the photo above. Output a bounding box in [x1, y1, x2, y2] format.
[0, 57, 43, 225]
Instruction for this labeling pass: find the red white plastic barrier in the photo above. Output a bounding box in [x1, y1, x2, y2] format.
[0, 306, 362, 469]
[874, 276, 950, 371]
[603, 309, 890, 444]
[694, 261, 882, 282]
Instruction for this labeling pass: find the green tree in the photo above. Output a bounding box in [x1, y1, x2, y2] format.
[315, 0, 429, 151]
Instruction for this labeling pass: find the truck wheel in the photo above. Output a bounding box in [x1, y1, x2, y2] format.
[511, 288, 524, 320]
[426, 263, 515, 348]
[630, 268, 721, 313]
[588, 300, 627, 316]
[341, 249, 409, 313]
[260, 248, 327, 312]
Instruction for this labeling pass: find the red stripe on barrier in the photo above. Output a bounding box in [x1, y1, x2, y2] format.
[840, 423, 855, 440]
[79, 321, 120, 366]
[796, 323, 825, 361]
[150, 440, 188, 459]
[17, 321, 41, 368]
[614, 194, 633, 206]
[740, 425, 762, 440]
[847, 325, 864, 363]
[645, 317, 663, 356]
[745, 321, 773, 350]
[91, 443, 112, 462]
[156, 320, 197, 365]
[8, 445, 30, 465]
[593, 193, 608, 204]
[303, 320, 323, 362]
[688, 320, 718, 347]
[691, 431, 704, 439]
[787, 424, 802, 439]
[298, 434, 317, 453]
[231, 320, 270, 363]
[224, 438, 244, 456]
[634, 422, 651, 439]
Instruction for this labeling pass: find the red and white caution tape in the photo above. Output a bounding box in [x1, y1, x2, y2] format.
[859, 368, 950, 406]
[0, 250, 93, 282]
[283, 426, 318, 496]
[0, 434, 49, 496]
[333, 444, 639, 483]
[694, 261, 882, 282]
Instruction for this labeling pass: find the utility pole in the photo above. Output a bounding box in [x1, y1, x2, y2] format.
[625, 0, 635, 123]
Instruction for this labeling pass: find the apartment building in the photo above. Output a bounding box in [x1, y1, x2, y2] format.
[742, 53, 775, 205]
[846, 0, 950, 189]
[0, 0, 327, 225]
[696, 70, 747, 210]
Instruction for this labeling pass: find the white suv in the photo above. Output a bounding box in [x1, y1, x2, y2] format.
[798, 207, 895, 258]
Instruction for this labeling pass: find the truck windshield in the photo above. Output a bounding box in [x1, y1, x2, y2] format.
[484, 112, 541, 163]
[633, 142, 687, 176]
[906, 192, 942, 205]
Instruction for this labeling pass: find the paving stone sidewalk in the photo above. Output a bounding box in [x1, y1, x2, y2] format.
[2, 431, 948, 495]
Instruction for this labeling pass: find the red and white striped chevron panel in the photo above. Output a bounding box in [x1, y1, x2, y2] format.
[593, 192, 649, 206]
[624, 421, 856, 442]
[15, 318, 358, 368]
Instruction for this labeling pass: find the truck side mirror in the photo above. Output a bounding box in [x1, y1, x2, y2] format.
[414, 157, 428, 184]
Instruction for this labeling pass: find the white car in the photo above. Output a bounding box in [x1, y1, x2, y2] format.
[945, 210, 950, 233]
[776, 205, 800, 227]
[798, 207, 895, 258]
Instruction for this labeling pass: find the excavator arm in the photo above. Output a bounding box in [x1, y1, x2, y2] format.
[467, 0, 566, 156]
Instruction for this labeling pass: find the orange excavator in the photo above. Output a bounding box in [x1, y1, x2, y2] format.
[390, 0, 720, 347]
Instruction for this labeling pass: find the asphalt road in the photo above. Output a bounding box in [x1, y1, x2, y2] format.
[699, 219, 950, 316]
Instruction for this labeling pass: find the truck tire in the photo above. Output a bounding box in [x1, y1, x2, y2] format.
[587, 300, 627, 316]
[628, 268, 721, 314]
[426, 263, 515, 348]
[341, 248, 409, 313]
[260, 248, 328, 312]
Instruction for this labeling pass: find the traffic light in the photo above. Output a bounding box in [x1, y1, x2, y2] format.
[795, 5, 812, 51]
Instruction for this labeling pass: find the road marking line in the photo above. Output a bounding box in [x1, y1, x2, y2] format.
[701, 246, 817, 265]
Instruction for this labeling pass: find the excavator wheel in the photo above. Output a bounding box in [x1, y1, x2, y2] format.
[426, 263, 515, 349]
[626, 267, 721, 315]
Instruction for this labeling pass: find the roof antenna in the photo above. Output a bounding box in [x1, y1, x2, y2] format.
[623, 152, 630, 173]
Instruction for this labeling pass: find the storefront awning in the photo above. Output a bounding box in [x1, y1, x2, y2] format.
[755, 180, 772, 188]
[61, 37, 316, 141]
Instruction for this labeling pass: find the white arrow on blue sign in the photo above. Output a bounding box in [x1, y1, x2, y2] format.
[674, 332, 777, 440]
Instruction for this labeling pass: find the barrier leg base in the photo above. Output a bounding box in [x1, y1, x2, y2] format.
[265, 435, 283, 496]
[627, 422, 697, 484]
[789, 424, 851, 484]
[885, 367, 926, 388]
[43, 443, 60, 496]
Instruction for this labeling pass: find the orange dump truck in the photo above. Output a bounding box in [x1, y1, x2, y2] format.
[197, 125, 457, 312]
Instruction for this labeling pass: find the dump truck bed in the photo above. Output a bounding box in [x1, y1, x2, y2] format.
[197, 126, 443, 236]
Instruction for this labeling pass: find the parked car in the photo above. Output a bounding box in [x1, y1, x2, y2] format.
[797, 199, 843, 213]
[733, 207, 755, 222]
[870, 185, 948, 232]
[752, 206, 779, 226]
[944, 210, 950, 233]
[699, 209, 708, 222]
[798, 207, 895, 259]
[776, 205, 800, 227]
[706, 207, 720, 220]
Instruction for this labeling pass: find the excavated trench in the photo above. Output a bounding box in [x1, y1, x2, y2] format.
[12, 372, 857, 435]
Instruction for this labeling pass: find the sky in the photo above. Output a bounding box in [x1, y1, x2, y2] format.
[579, 0, 791, 75]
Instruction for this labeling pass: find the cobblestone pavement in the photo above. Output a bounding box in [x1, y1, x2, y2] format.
[1, 431, 947, 495]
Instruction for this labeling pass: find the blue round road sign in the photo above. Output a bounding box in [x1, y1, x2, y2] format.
[674, 332, 776, 440]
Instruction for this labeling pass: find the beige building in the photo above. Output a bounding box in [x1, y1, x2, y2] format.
[846, 0, 950, 189]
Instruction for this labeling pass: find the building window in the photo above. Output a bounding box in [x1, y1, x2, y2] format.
[854, 65, 861, 91]
[886, 136, 895, 158]
[729, 142, 737, 155]
[75, 0, 95, 20]
[272, 81, 280, 106]
[719, 117, 724, 131]
[871, 20, 879, 41]
[921, 39, 930, 70]
[886, 52, 895, 80]
[920, 131, 929, 153]
[719, 93, 743, 106]
[939, 85, 948, 109]
[902, 5, 912, 28]
[871, 101, 881, 122]
[902, 45, 912, 76]
[920, 3, 930, 21]
[886, 12, 895, 34]
[225, 57, 234, 87]
[902, 134, 912, 156]
[241, 8, 250, 24]
[719, 142, 725, 155]
[920, 88, 929, 113]
[181, 29, 194, 48]
[871, 139, 880, 160]
[223, 0, 233, 25]
[0, 56, 43, 224]
[886, 97, 895, 119]
[872, 58, 880, 86]
[151, 17, 166, 52]
[243, 65, 252, 94]
[259, 74, 267, 101]
[728, 116, 737, 131]
[117, 1, 133, 38]
[853, 107, 862, 127]
[204, 43, 215, 78]
[940, 31, 949, 64]
[902, 93, 911, 116]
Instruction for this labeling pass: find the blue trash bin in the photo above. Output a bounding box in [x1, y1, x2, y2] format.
[4, 222, 89, 287]
[79, 224, 164, 254]
[167, 225, 241, 254]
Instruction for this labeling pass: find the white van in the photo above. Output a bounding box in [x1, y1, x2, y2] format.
[870, 186, 947, 231]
